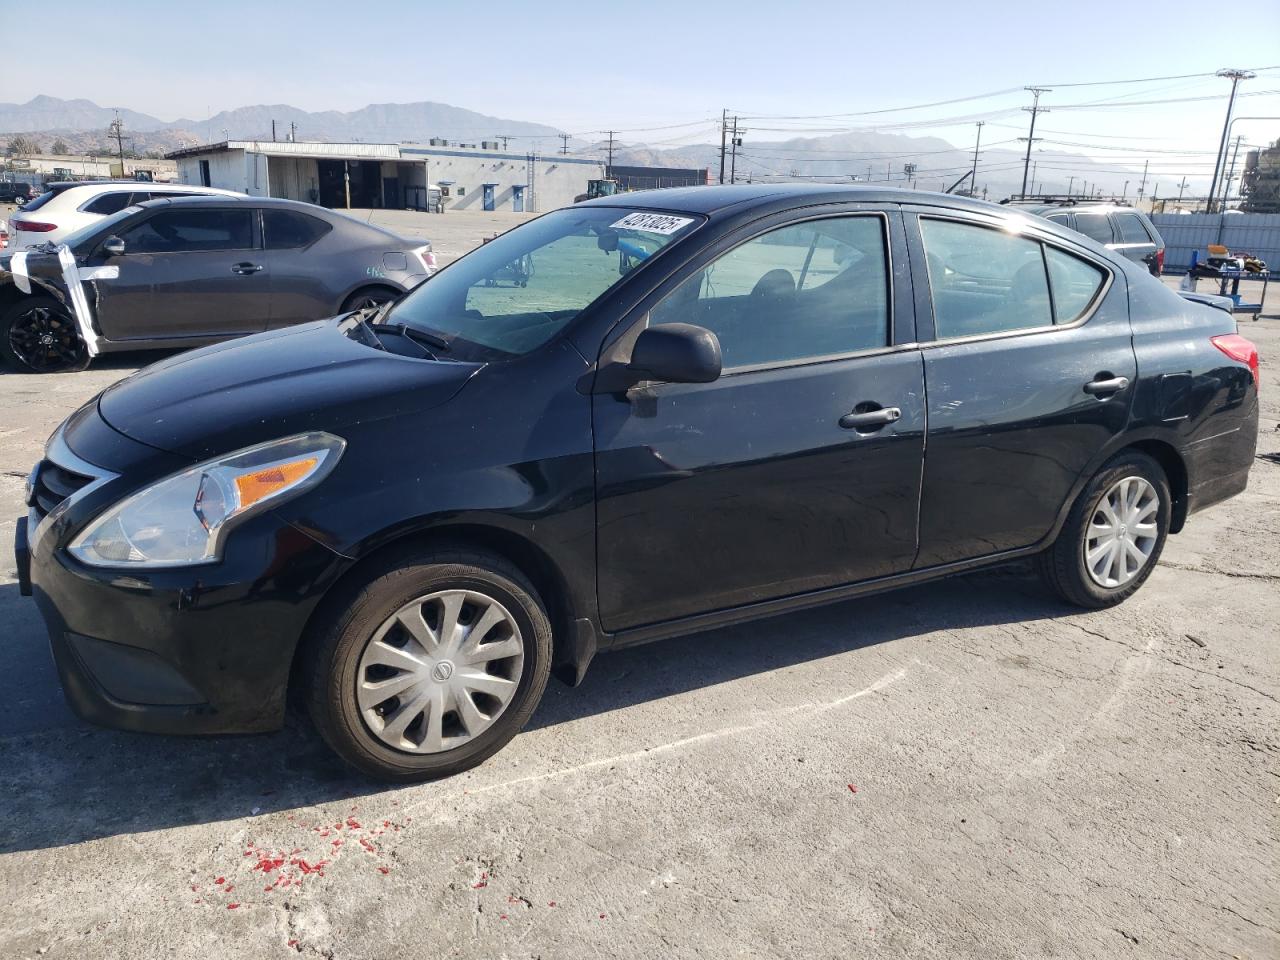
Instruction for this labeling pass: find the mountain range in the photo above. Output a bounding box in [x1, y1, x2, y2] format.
[0, 96, 1170, 200]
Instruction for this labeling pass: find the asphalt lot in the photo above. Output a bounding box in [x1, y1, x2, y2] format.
[0, 210, 1276, 959]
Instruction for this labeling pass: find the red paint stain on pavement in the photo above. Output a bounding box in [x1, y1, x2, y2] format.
[847, 784, 858, 794]
[227, 903, 240, 910]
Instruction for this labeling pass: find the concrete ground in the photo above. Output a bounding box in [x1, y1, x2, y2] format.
[0, 211, 1276, 959]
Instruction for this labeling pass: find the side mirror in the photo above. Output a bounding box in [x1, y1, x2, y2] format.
[101, 236, 126, 257]
[628, 323, 722, 384]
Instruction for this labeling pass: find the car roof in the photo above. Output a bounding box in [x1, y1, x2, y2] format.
[577, 183, 1015, 218]
[44, 180, 239, 195]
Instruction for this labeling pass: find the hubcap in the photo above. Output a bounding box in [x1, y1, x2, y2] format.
[355, 589, 525, 754]
[1084, 476, 1160, 588]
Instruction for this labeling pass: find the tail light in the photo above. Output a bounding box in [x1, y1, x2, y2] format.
[1155, 249, 1165, 275]
[414, 245, 437, 273]
[1211, 334, 1260, 391]
[13, 220, 57, 232]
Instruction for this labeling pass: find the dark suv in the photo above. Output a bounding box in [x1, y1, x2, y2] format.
[14, 186, 1258, 781]
[1005, 199, 1166, 276]
[0, 181, 37, 204]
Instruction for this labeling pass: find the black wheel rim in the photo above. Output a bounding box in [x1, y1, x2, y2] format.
[7, 304, 87, 373]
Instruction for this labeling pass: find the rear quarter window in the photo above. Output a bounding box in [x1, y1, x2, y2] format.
[1114, 213, 1153, 244]
[1045, 247, 1107, 322]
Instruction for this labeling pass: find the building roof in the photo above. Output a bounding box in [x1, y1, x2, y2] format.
[166, 140, 401, 161]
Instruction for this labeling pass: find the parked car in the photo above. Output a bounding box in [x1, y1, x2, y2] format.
[14, 186, 1258, 781]
[6, 180, 243, 250]
[0, 181, 38, 205]
[0, 195, 436, 372]
[1004, 199, 1166, 276]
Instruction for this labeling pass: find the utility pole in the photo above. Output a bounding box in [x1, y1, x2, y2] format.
[1207, 68, 1255, 212]
[1137, 159, 1149, 200]
[1220, 134, 1245, 209]
[718, 109, 728, 185]
[1122, 179, 1129, 200]
[1030, 160, 1038, 195]
[272, 119, 277, 142]
[866, 164, 872, 183]
[1176, 177, 1188, 202]
[729, 116, 743, 185]
[604, 130, 616, 179]
[1067, 175, 1076, 196]
[495, 135, 512, 150]
[1019, 86, 1050, 197]
[970, 121, 984, 198]
[290, 122, 297, 143]
[108, 111, 127, 174]
[559, 133, 570, 155]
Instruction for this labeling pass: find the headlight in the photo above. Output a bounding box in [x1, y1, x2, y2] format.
[68, 432, 345, 568]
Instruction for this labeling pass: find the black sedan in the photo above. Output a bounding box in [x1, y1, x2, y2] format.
[15, 186, 1259, 781]
[0, 196, 435, 373]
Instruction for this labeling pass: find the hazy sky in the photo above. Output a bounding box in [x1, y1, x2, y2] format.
[10, 0, 1280, 187]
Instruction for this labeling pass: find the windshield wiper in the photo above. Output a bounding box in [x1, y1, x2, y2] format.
[368, 321, 454, 358]
[373, 322, 450, 352]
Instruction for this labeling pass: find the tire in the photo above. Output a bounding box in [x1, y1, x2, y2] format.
[304, 547, 553, 782]
[0, 296, 90, 373]
[1036, 451, 1171, 609]
[341, 287, 398, 313]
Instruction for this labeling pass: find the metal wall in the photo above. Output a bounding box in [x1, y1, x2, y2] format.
[1150, 213, 1280, 272]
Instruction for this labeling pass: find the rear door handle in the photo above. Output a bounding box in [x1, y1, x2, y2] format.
[232, 262, 263, 275]
[839, 406, 902, 431]
[1083, 375, 1130, 396]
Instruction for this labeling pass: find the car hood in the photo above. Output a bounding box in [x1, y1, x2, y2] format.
[97, 318, 481, 460]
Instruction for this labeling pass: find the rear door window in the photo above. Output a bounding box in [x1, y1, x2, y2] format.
[1114, 213, 1152, 244]
[263, 210, 332, 249]
[1073, 214, 1114, 244]
[82, 191, 136, 216]
[920, 218, 1053, 338]
[120, 208, 254, 253]
[650, 215, 890, 369]
[1046, 214, 1070, 226]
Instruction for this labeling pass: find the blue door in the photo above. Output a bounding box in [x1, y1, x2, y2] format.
[512, 185, 525, 213]
[482, 184, 495, 211]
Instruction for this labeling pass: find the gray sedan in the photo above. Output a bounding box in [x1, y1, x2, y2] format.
[0, 196, 435, 373]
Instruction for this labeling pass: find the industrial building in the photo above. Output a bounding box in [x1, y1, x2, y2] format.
[166, 140, 605, 213]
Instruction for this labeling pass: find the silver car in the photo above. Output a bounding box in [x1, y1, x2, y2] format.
[0, 196, 435, 373]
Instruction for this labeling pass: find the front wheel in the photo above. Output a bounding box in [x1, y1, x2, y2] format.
[1, 297, 90, 373]
[304, 548, 552, 781]
[1036, 451, 1171, 608]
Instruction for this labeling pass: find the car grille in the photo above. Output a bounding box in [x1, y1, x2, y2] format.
[29, 460, 94, 521]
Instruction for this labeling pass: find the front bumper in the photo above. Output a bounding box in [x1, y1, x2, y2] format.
[19, 415, 350, 735]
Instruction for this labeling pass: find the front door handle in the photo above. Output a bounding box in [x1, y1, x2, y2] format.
[231, 262, 263, 275]
[839, 406, 902, 431]
[1083, 375, 1130, 396]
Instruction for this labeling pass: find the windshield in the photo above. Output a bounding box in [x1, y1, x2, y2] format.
[62, 205, 144, 252]
[386, 206, 700, 360]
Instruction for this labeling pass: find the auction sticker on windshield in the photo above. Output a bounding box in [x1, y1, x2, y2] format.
[610, 212, 695, 235]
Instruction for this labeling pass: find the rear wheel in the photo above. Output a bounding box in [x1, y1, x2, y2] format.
[304, 548, 552, 782]
[341, 287, 398, 313]
[1036, 451, 1171, 608]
